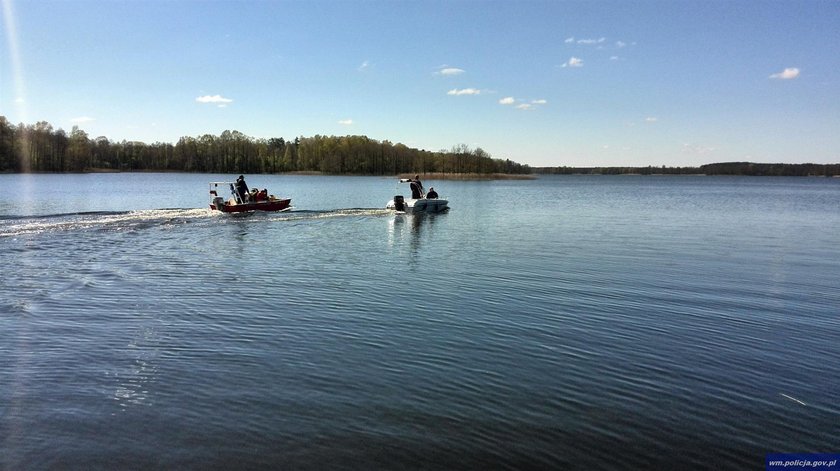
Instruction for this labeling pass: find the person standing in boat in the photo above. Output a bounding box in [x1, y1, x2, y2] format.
[409, 174, 424, 199]
[235, 175, 250, 202]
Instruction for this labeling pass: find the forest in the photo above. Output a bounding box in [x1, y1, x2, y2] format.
[0, 117, 531, 176]
[3, 118, 835, 178]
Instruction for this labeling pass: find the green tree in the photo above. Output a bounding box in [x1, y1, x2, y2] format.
[66, 126, 91, 171]
[0, 116, 17, 172]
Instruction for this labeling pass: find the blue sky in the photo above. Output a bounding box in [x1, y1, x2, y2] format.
[2, 0, 838, 167]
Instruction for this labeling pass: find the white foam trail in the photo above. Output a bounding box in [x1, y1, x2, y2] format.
[0, 209, 215, 237]
[779, 393, 807, 406]
[0, 208, 394, 237]
[274, 209, 392, 221]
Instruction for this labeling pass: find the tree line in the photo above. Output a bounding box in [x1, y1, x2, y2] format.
[536, 162, 840, 177]
[0, 117, 531, 176]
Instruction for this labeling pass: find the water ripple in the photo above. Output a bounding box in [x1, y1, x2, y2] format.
[3, 175, 840, 469]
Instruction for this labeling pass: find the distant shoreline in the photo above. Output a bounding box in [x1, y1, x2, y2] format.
[535, 162, 840, 177]
[5, 162, 840, 178]
[3, 169, 839, 178]
[397, 172, 536, 180]
[1, 168, 537, 180]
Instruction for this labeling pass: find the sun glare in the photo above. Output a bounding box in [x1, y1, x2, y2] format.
[2, 0, 31, 171]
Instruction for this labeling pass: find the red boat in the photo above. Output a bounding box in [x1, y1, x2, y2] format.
[209, 181, 292, 214]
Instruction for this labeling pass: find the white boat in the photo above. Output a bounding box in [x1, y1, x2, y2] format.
[386, 195, 449, 213]
[386, 179, 449, 213]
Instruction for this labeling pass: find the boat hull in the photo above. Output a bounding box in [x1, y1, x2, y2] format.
[386, 198, 448, 213]
[211, 198, 292, 213]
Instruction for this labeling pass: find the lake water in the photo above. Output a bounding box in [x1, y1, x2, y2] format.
[1, 173, 838, 470]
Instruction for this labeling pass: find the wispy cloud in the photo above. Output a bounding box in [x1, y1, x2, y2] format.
[769, 67, 800, 80]
[576, 37, 606, 45]
[437, 66, 465, 76]
[71, 116, 95, 124]
[568, 37, 632, 50]
[561, 57, 584, 68]
[358, 60, 370, 71]
[196, 95, 233, 104]
[447, 88, 481, 96]
[500, 97, 547, 110]
[338, 119, 353, 125]
[566, 36, 606, 45]
[645, 117, 658, 123]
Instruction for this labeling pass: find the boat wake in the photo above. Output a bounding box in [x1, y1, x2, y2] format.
[0, 208, 213, 238]
[0, 208, 394, 238]
[271, 208, 392, 221]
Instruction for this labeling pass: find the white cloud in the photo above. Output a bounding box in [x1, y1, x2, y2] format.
[438, 67, 465, 76]
[615, 41, 627, 48]
[500, 98, 546, 109]
[577, 37, 606, 45]
[15, 97, 25, 103]
[769, 67, 800, 80]
[610, 56, 620, 61]
[564, 37, 575, 44]
[447, 88, 481, 96]
[338, 119, 353, 125]
[645, 117, 658, 122]
[196, 95, 233, 104]
[71, 116, 95, 124]
[561, 56, 583, 68]
[358, 60, 370, 71]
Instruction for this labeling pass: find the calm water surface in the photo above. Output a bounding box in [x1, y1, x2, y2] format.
[2, 173, 839, 469]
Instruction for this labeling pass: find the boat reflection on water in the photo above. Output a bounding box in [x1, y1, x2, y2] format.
[387, 212, 446, 267]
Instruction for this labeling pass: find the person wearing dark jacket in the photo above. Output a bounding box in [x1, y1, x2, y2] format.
[235, 175, 249, 202]
[409, 174, 424, 199]
[426, 187, 438, 199]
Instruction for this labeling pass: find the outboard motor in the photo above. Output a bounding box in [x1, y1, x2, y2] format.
[393, 195, 405, 211]
[212, 196, 225, 209]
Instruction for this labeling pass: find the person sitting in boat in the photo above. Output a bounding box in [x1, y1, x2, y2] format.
[409, 175, 424, 199]
[236, 175, 250, 201]
[426, 187, 438, 199]
[256, 189, 268, 202]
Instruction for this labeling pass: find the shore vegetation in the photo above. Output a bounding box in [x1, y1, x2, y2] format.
[0, 118, 531, 177]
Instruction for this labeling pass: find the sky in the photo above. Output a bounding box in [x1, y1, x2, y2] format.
[2, 0, 838, 168]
